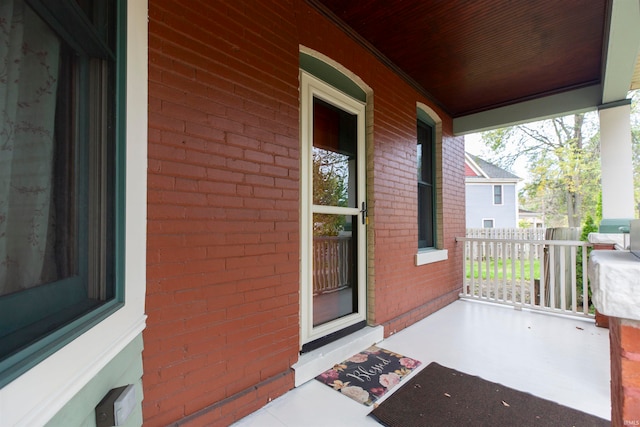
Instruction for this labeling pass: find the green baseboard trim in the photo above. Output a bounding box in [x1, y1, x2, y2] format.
[45, 334, 144, 427]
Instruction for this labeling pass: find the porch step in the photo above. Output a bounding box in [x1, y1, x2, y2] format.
[292, 326, 384, 387]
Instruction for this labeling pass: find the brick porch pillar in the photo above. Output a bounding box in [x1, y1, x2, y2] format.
[589, 250, 640, 427]
[609, 318, 640, 425]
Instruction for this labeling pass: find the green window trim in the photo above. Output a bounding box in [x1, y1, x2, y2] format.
[417, 108, 436, 127]
[0, 0, 127, 387]
[27, 0, 116, 59]
[417, 118, 436, 249]
[300, 53, 367, 102]
[0, 301, 124, 387]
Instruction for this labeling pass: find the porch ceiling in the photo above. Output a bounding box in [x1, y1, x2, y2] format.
[311, 0, 640, 134]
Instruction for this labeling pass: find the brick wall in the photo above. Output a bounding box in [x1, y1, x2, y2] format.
[609, 318, 640, 426]
[145, 1, 300, 425]
[145, 1, 465, 425]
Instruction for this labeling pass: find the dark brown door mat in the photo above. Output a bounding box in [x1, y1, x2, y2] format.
[370, 362, 610, 427]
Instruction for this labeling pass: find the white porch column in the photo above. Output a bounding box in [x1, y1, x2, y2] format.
[598, 100, 635, 219]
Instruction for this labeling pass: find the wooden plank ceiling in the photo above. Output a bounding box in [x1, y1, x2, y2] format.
[313, 0, 609, 118]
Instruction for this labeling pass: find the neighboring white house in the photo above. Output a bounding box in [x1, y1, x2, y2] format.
[519, 208, 545, 228]
[465, 153, 522, 229]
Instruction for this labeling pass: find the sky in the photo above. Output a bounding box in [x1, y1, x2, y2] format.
[463, 89, 640, 187]
[464, 132, 530, 186]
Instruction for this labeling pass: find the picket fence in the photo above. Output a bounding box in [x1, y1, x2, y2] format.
[466, 228, 546, 259]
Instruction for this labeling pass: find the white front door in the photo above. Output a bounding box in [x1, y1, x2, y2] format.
[300, 72, 367, 351]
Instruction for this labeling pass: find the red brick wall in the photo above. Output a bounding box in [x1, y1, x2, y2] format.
[145, 1, 300, 425]
[145, 1, 465, 425]
[609, 317, 640, 426]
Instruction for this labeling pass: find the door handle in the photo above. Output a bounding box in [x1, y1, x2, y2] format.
[360, 202, 368, 225]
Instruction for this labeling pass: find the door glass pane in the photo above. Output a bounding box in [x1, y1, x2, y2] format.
[312, 213, 358, 326]
[313, 98, 357, 208]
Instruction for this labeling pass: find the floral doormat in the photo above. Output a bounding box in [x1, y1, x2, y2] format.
[315, 346, 422, 406]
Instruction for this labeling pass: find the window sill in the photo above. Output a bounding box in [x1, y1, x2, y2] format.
[415, 249, 448, 266]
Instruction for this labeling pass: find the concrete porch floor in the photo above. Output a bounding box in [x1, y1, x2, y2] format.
[233, 299, 611, 426]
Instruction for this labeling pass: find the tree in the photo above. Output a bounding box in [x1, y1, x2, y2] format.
[480, 113, 601, 227]
[312, 148, 348, 236]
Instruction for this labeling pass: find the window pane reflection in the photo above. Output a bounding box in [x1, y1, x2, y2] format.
[312, 98, 357, 208]
[312, 213, 357, 326]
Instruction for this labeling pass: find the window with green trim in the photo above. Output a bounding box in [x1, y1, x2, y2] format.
[0, 0, 123, 381]
[417, 120, 435, 249]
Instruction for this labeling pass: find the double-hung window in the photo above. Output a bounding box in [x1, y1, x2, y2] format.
[417, 121, 435, 249]
[493, 185, 503, 205]
[0, 0, 124, 384]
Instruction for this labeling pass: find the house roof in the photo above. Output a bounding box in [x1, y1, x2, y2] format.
[311, 0, 640, 134]
[465, 153, 520, 181]
[519, 208, 542, 217]
[464, 163, 477, 177]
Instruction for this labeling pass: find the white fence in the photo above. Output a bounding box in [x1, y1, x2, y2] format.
[466, 228, 547, 259]
[457, 234, 593, 318]
[466, 228, 546, 240]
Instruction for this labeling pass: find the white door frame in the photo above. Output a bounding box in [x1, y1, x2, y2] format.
[300, 71, 367, 347]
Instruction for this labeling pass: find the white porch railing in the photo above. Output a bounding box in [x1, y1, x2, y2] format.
[313, 236, 352, 294]
[456, 236, 593, 318]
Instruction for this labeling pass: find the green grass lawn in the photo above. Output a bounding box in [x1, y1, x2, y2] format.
[466, 258, 541, 281]
[465, 257, 595, 313]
